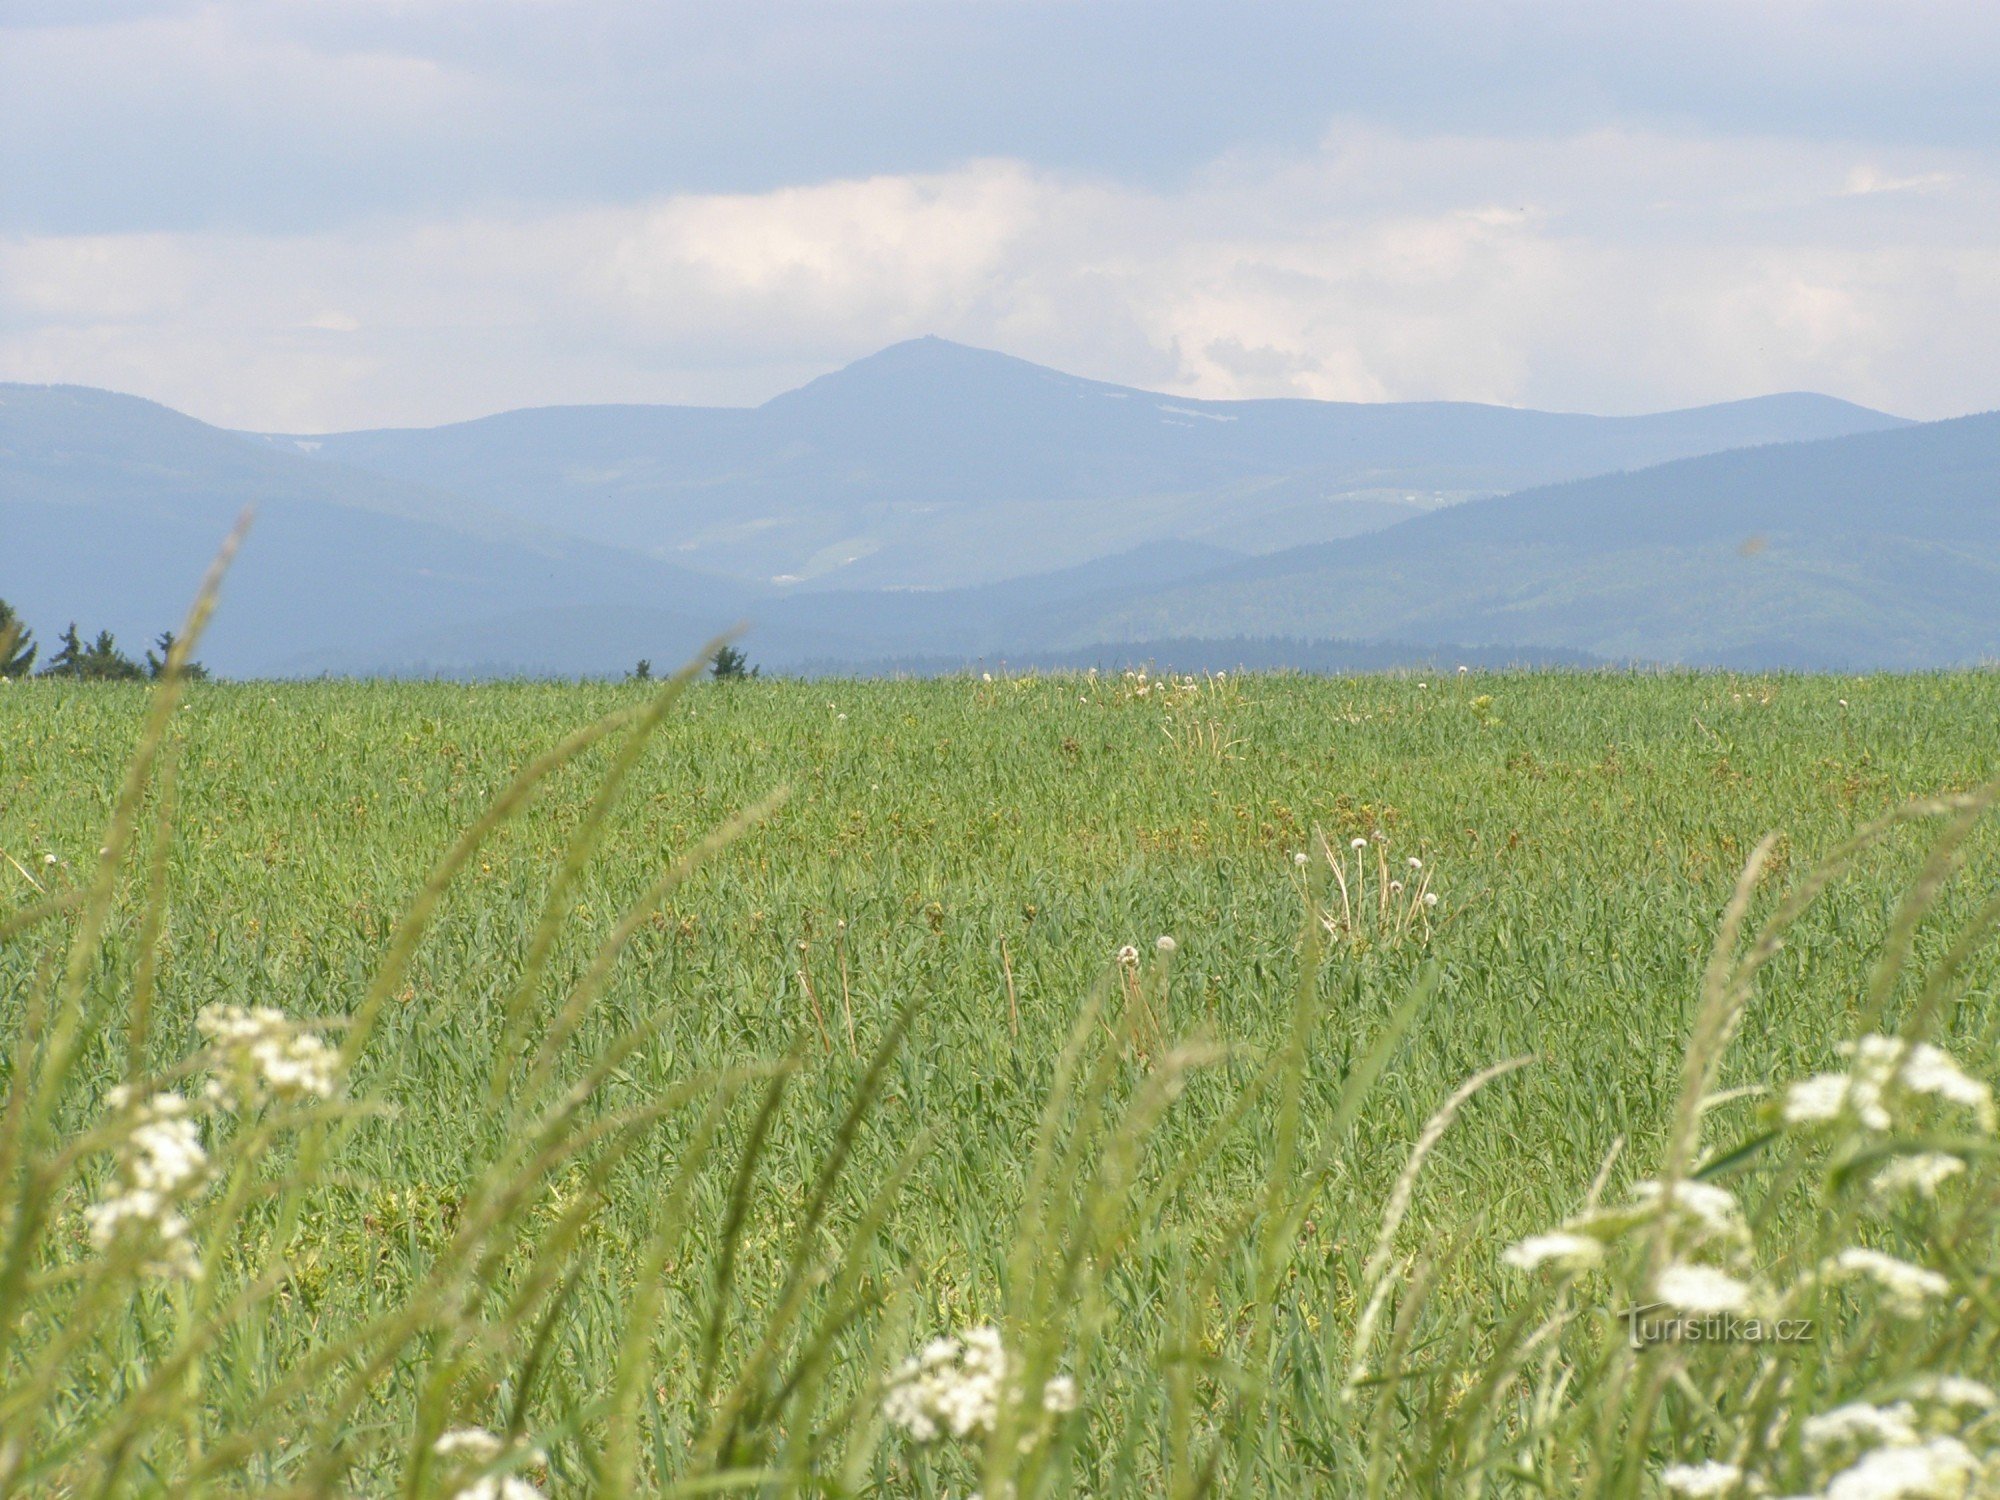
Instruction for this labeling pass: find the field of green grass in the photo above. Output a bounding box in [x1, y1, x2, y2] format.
[4, 666, 1999, 1497]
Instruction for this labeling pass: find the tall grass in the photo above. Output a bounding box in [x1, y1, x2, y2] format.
[3, 587, 1999, 1493]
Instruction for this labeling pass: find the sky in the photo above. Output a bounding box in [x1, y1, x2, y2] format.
[2, 0, 1998, 430]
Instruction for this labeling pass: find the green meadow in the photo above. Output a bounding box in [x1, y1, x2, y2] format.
[4, 667, 1999, 1497]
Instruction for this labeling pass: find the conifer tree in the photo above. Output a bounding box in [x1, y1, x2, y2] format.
[0, 599, 35, 678]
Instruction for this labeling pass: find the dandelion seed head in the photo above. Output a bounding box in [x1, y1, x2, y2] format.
[1422, 892, 1440, 907]
[1115, 945, 1139, 966]
[1351, 837, 1368, 850]
[1155, 935, 1177, 955]
[1294, 851, 1310, 867]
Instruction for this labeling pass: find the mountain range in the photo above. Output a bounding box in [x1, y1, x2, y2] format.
[3, 338, 1993, 676]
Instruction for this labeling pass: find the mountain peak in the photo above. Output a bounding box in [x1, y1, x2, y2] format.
[761, 337, 1109, 416]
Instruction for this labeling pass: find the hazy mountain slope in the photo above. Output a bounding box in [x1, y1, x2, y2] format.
[0, 384, 754, 677]
[257, 338, 1909, 590]
[1045, 412, 2000, 670]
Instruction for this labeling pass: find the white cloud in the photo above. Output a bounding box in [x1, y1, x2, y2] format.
[2, 126, 1997, 428]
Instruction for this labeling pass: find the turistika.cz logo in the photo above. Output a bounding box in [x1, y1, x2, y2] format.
[1617, 1304, 1816, 1351]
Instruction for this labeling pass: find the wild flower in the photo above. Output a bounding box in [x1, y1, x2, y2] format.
[452, 1481, 544, 1500]
[196, 1005, 341, 1109]
[1630, 1178, 1749, 1243]
[881, 1326, 1075, 1444]
[1899, 1376, 1998, 1412]
[1784, 1038, 1995, 1135]
[1501, 1231, 1604, 1273]
[1803, 1401, 1922, 1458]
[1818, 1435, 1978, 1500]
[431, 1426, 547, 1500]
[1654, 1262, 1757, 1314]
[1155, 935, 1177, 955]
[1294, 851, 1310, 867]
[1115, 944, 1140, 966]
[1868, 1153, 1965, 1201]
[1840, 1038, 1995, 1128]
[1822, 1249, 1950, 1318]
[434, 1428, 508, 1462]
[85, 1089, 207, 1279]
[1660, 1459, 1760, 1496]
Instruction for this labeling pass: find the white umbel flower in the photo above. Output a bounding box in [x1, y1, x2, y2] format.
[1783, 1072, 1890, 1131]
[1501, 1232, 1604, 1273]
[434, 1428, 507, 1462]
[1899, 1375, 1998, 1412]
[1654, 1263, 1756, 1314]
[1824, 1249, 1950, 1318]
[87, 1090, 208, 1279]
[1660, 1459, 1759, 1496]
[452, 1480, 543, 1500]
[881, 1326, 1076, 1444]
[1841, 1037, 1994, 1130]
[198, 1005, 342, 1109]
[1869, 1153, 1966, 1201]
[1821, 1435, 1978, 1500]
[1631, 1179, 1748, 1242]
[1803, 1401, 1920, 1457]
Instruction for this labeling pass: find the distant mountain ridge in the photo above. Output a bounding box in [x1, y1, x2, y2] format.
[246, 337, 1910, 591]
[3, 342, 1980, 677]
[1035, 411, 2000, 670]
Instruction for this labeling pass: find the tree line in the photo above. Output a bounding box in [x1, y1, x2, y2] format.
[0, 599, 208, 682]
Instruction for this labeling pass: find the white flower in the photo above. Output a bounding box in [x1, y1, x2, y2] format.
[1293, 852, 1310, 867]
[1155, 935, 1177, 955]
[882, 1326, 1075, 1444]
[1654, 1263, 1755, 1314]
[1821, 1435, 1978, 1500]
[87, 1089, 208, 1279]
[1900, 1376, 1998, 1412]
[197, 1006, 342, 1109]
[1824, 1249, 1949, 1317]
[1115, 945, 1139, 966]
[981, 672, 993, 682]
[1407, 857, 1423, 869]
[434, 1428, 507, 1462]
[1422, 893, 1440, 908]
[1842, 1038, 1994, 1131]
[1632, 1179, 1747, 1241]
[1350, 838, 1368, 850]
[1501, 1232, 1604, 1273]
[1869, 1153, 1965, 1200]
[452, 1480, 544, 1500]
[1803, 1401, 1920, 1456]
[1783, 1072, 1891, 1131]
[1661, 1459, 1758, 1496]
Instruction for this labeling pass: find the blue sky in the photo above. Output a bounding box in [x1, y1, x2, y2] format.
[3, 1, 1997, 428]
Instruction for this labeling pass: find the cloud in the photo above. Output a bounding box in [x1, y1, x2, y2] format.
[2, 126, 1997, 428]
